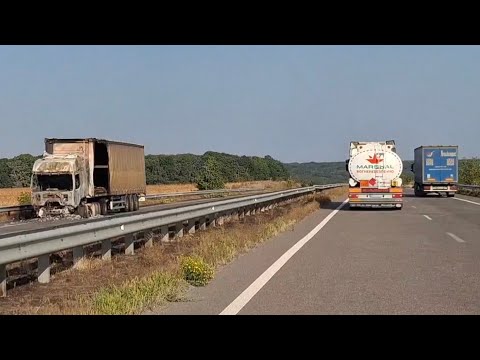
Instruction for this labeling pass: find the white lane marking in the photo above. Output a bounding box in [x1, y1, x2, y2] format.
[411, 206, 417, 208]
[219, 198, 349, 315]
[452, 197, 480, 206]
[423, 215, 432, 220]
[447, 232, 465, 243]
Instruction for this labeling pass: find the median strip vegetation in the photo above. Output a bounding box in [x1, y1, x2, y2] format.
[0, 187, 346, 315]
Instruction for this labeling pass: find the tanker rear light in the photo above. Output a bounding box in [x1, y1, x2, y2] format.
[349, 194, 359, 199]
[392, 194, 402, 198]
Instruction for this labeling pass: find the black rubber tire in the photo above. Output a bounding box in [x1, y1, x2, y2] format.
[133, 194, 139, 211]
[126, 194, 132, 212]
[78, 204, 89, 218]
[100, 199, 108, 215]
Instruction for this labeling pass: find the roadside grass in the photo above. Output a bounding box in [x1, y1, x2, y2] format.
[0, 187, 347, 315]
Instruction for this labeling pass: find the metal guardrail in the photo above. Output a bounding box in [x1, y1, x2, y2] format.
[0, 184, 345, 289]
[0, 187, 265, 214]
[2, 184, 476, 215]
[458, 184, 480, 190]
[0, 205, 33, 214]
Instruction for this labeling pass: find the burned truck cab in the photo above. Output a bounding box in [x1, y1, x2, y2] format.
[30, 154, 86, 217]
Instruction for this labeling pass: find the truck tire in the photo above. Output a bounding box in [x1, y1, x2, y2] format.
[447, 193, 455, 197]
[414, 183, 420, 197]
[132, 194, 139, 211]
[414, 184, 426, 197]
[126, 194, 133, 212]
[100, 199, 108, 215]
[78, 204, 89, 218]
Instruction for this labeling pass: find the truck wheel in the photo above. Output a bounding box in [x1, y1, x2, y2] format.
[100, 199, 108, 215]
[132, 195, 139, 211]
[414, 184, 420, 197]
[447, 193, 455, 197]
[126, 194, 133, 212]
[78, 204, 89, 218]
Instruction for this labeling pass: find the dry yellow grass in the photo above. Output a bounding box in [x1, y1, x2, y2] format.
[146, 184, 198, 194]
[225, 180, 299, 190]
[0, 187, 346, 315]
[0, 187, 29, 207]
[0, 181, 299, 207]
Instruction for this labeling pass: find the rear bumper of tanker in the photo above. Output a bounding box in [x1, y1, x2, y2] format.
[348, 192, 403, 208]
[349, 200, 403, 208]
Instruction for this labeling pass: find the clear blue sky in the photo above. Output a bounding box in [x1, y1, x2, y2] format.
[1, 45, 478, 162]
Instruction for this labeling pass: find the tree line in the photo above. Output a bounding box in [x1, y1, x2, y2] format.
[0, 152, 290, 189]
[1, 152, 479, 189]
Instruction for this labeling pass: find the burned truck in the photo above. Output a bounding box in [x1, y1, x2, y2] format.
[30, 138, 146, 218]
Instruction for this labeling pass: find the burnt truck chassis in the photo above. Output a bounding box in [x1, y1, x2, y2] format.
[34, 193, 140, 218]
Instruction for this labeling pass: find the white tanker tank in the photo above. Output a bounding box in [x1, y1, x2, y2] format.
[346, 140, 404, 209]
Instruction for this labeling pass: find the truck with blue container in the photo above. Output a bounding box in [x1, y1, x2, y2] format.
[411, 145, 458, 197]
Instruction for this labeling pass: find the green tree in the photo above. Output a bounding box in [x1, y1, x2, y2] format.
[459, 158, 480, 185]
[0, 158, 14, 188]
[196, 156, 225, 190]
[7, 154, 39, 187]
[400, 173, 413, 185]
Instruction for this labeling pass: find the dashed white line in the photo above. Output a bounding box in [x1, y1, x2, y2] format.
[452, 197, 480, 206]
[219, 198, 349, 315]
[411, 206, 417, 208]
[447, 232, 465, 243]
[423, 215, 432, 221]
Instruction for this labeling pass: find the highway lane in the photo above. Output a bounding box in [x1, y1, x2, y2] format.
[149, 189, 480, 315]
[0, 192, 265, 238]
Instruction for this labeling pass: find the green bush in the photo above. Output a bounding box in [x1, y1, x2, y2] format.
[180, 255, 214, 287]
[459, 158, 480, 185]
[286, 179, 297, 188]
[196, 156, 225, 190]
[17, 191, 31, 205]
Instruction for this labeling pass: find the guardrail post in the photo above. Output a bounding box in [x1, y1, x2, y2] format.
[239, 209, 245, 219]
[245, 208, 251, 216]
[72, 246, 84, 267]
[175, 223, 184, 238]
[187, 220, 195, 235]
[199, 217, 207, 231]
[102, 239, 112, 260]
[125, 234, 134, 255]
[209, 216, 216, 228]
[0, 264, 6, 297]
[161, 225, 169, 243]
[38, 254, 50, 284]
[144, 230, 154, 248]
[217, 215, 224, 226]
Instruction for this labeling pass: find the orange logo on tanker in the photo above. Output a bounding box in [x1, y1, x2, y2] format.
[366, 153, 383, 164]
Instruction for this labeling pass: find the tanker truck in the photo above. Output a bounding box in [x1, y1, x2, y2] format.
[346, 140, 403, 209]
[30, 138, 146, 218]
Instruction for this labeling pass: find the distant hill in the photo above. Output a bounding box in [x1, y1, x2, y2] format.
[285, 161, 414, 185]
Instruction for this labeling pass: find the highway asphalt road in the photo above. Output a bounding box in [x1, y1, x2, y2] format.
[147, 190, 480, 315]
